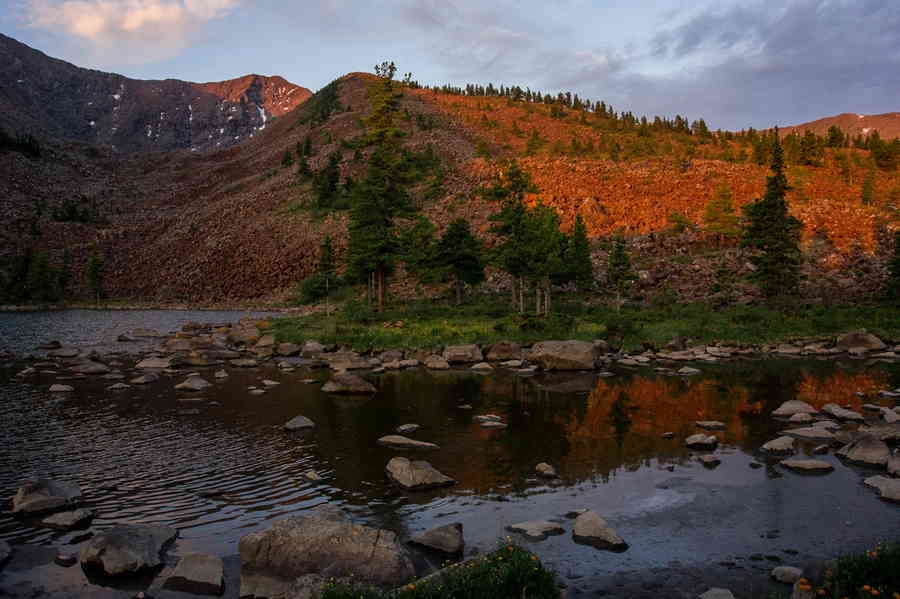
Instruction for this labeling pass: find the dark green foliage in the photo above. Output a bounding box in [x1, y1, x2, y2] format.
[319, 545, 558, 599]
[704, 184, 741, 238]
[51, 198, 105, 223]
[300, 80, 343, 125]
[485, 162, 538, 282]
[607, 236, 637, 307]
[312, 152, 348, 209]
[281, 149, 294, 167]
[886, 230, 900, 301]
[86, 249, 105, 302]
[0, 249, 69, 303]
[0, 127, 41, 159]
[318, 235, 335, 276]
[399, 216, 437, 281]
[561, 214, 593, 290]
[432, 218, 485, 303]
[861, 169, 875, 205]
[814, 542, 900, 599]
[741, 132, 803, 299]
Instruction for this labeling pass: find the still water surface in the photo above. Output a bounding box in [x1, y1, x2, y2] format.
[0, 311, 898, 597]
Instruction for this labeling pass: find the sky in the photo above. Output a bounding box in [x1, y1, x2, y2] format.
[2, 0, 899, 130]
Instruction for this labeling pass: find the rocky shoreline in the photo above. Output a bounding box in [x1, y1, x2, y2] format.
[2, 317, 898, 598]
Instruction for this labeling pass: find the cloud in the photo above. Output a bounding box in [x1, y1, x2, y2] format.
[25, 0, 241, 64]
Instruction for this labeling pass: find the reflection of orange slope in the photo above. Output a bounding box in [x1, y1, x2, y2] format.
[796, 371, 892, 410]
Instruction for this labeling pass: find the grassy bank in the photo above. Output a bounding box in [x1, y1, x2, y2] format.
[268, 295, 900, 351]
[320, 544, 558, 599]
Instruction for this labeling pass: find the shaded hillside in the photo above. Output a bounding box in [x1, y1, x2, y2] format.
[782, 112, 900, 140]
[0, 34, 310, 153]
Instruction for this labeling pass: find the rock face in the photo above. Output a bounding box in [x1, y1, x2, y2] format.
[780, 459, 834, 473]
[572, 510, 627, 551]
[530, 340, 596, 370]
[283, 415, 315, 431]
[0, 33, 311, 153]
[377, 435, 439, 450]
[837, 434, 890, 466]
[685, 434, 718, 449]
[41, 508, 95, 530]
[12, 479, 81, 514]
[508, 520, 565, 540]
[239, 506, 414, 595]
[410, 523, 464, 555]
[164, 553, 224, 596]
[80, 525, 177, 575]
[864, 476, 900, 502]
[836, 331, 886, 351]
[385, 457, 456, 490]
[772, 400, 818, 418]
[321, 373, 376, 394]
[762, 436, 797, 455]
[442, 344, 484, 364]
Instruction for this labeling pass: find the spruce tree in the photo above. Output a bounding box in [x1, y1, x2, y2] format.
[704, 184, 741, 240]
[563, 214, 593, 291]
[740, 131, 803, 299]
[522, 204, 566, 315]
[886, 230, 900, 302]
[606, 235, 636, 311]
[861, 170, 875, 205]
[86, 249, 104, 304]
[432, 219, 485, 304]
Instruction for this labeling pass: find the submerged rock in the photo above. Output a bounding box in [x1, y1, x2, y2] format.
[42, 508, 96, 530]
[321, 373, 376, 394]
[80, 524, 177, 575]
[130, 373, 159, 384]
[508, 520, 565, 540]
[163, 553, 224, 596]
[685, 434, 718, 449]
[572, 510, 627, 551]
[283, 415, 315, 431]
[385, 457, 456, 490]
[696, 421, 726, 430]
[49, 384, 74, 392]
[780, 459, 834, 473]
[863, 476, 900, 502]
[175, 375, 212, 391]
[377, 435, 439, 450]
[71, 361, 110, 375]
[410, 523, 464, 555]
[12, 479, 81, 514]
[135, 357, 175, 369]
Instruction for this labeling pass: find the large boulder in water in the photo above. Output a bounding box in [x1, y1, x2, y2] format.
[385, 457, 456, 490]
[377, 435, 439, 450]
[572, 510, 627, 551]
[485, 341, 522, 361]
[239, 505, 414, 598]
[410, 523, 464, 555]
[836, 434, 890, 467]
[80, 524, 177, 576]
[442, 344, 483, 364]
[771, 400, 817, 418]
[163, 553, 224, 596]
[530, 340, 596, 370]
[11, 479, 81, 514]
[836, 331, 886, 352]
[321, 373, 376, 394]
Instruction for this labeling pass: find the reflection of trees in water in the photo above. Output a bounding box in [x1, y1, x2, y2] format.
[609, 391, 632, 450]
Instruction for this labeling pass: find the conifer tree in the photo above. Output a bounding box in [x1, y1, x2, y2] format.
[432, 218, 485, 304]
[522, 203, 566, 315]
[886, 230, 900, 302]
[563, 214, 593, 291]
[606, 235, 636, 311]
[861, 170, 875, 205]
[281, 149, 294, 167]
[86, 249, 104, 304]
[740, 131, 803, 299]
[704, 184, 741, 240]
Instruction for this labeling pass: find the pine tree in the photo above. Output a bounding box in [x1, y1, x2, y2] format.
[563, 214, 593, 291]
[522, 203, 566, 315]
[861, 170, 875, 205]
[704, 184, 741, 240]
[606, 236, 636, 311]
[281, 149, 294, 167]
[432, 219, 485, 304]
[886, 230, 900, 302]
[740, 131, 803, 299]
[86, 249, 104, 304]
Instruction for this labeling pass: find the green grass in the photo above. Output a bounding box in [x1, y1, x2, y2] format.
[319, 544, 558, 599]
[267, 294, 900, 352]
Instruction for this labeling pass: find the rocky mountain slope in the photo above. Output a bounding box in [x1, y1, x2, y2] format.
[781, 112, 900, 140]
[0, 34, 311, 153]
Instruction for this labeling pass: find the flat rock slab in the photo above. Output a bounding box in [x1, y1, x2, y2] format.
[410, 523, 464, 555]
[42, 508, 96, 530]
[821, 403, 864, 422]
[164, 553, 224, 596]
[49, 384, 74, 392]
[136, 357, 174, 369]
[386, 457, 456, 491]
[507, 520, 565, 540]
[780, 459, 834, 473]
[572, 510, 627, 551]
[283, 415, 315, 431]
[175, 376, 212, 391]
[377, 435, 439, 450]
[80, 524, 177, 576]
[12, 479, 82, 514]
[864, 476, 900, 503]
[696, 421, 726, 430]
[71, 361, 110, 375]
[685, 434, 718, 449]
[396, 424, 420, 434]
[130, 373, 159, 384]
[782, 427, 835, 441]
[321, 373, 376, 394]
[761, 436, 797, 454]
[771, 400, 817, 418]
[836, 434, 890, 467]
[481, 421, 508, 429]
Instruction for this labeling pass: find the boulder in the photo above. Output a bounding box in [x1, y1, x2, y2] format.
[239, 505, 414, 595]
[276, 343, 301, 357]
[135, 357, 175, 369]
[424, 355, 450, 370]
[49, 384, 74, 392]
[396, 424, 420, 434]
[696, 421, 726, 431]
[214, 370, 228, 379]
[48, 348, 80, 358]
[410, 523, 464, 555]
[377, 435, 439, 450]
[442, 344, 483, 364]
[485, 341, 522, 361]
[836, 331, 886, 352]
[301, 341, 325, 357]
[230, 359, 259, 368]
[283, 415, 315, 431]
[762, 436, 796, 455]
[470, 362, 493, 371]
[836, 434, 890, 466]
[789, 413, 813, 424]
[699, 589, 736, 599]
[782, 427, 836, 442]
[255, 334, 276, 348]
[821, 403, 864, 421]
[685, 434, 718, 449]
[530, 340, 596, 370]
[772, 400, 817, 418]
[771, 566, 803, 584]
[780, 459, 834, 473]
[700, 455, 721, 467]
[12, 479, 81, 514]
[507, 520, 565, 540]
[321, 373, 376, 394]
[864, 476, 900, 503]
[41, 508, 96, 530]
[678, 366, 702, 376]
[888, 455, 900, 477]
[71, 361, 110, 375]
[130, 373, 158, 384]
[535, 463, 557, 478]
[481, 421, 508, 429]
[385, 457, 455, 490]
[378, 350, 405, 363]
[80, 525, 177, 576]
[164, 553, 224, 596]
[175, 375, 212, 391]
[572, 510, 627, 550]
